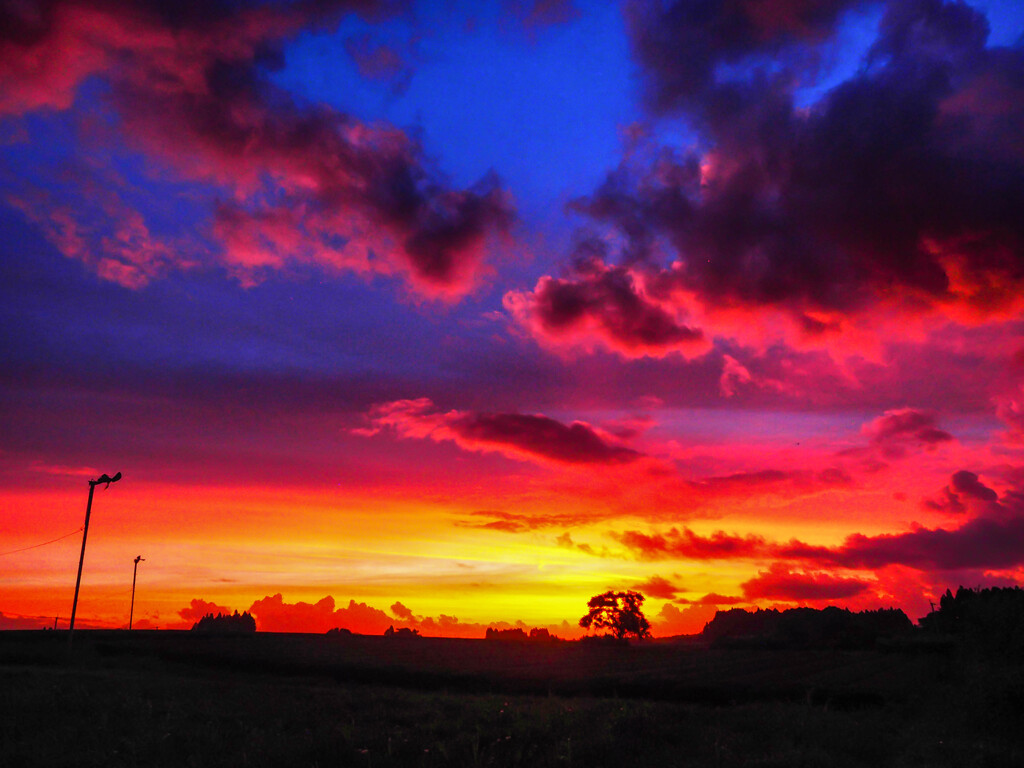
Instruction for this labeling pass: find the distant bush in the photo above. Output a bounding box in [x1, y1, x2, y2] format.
[703, 606, 912, 649]
[486, 627, 527, 642]
[579, 634, 629, 647]
[191, 611, 256, 634]
[529, 627, 561, 642]
[485, 627, 563, 642]
[919, 586, 1024, 656]
[326, 627, 352, 637]
[383, 625, 420, 639]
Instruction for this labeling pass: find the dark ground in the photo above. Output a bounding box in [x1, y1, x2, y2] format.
[1, 630, 1021, 767]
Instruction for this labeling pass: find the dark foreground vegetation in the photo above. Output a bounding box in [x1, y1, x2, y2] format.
[3, 620, 1023, 768]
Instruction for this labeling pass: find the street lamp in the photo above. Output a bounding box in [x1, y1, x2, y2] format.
[129, 555, 144, 630]
[68, 472, 121, 649]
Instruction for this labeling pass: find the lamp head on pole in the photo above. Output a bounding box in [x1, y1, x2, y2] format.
[135, 555, 145, 564]
[92, 471, 122, 489]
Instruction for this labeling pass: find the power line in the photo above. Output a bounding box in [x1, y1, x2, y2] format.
[0, 527, 84, 556]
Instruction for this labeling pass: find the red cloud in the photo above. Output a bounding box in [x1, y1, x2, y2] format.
[3, 0, 512, 297]
[692, 593, 745, 606]
[631, 574, 683, 600]
[616, 515, 1024, 573]
[740, 563, 873, 602]
[614, 471, 1024, 574]
[0, 611, 47, 630]
[782, 515, 1024, 572]
[366, 398, 643, 466]
[613, 527, 771, 561]
[250, 594, 396, 635]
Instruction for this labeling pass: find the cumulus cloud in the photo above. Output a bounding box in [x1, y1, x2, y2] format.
[510, 0, 1024, 355]
[862, 408, 954, 457]
[365, 397, 643, 466]
[390, 601, 415, 621]
[183, 593, 575, 638]
[2, 0, 512, 296]
[626, 0, 862, 114]
[178, 598, 234, 623]
[924, 469, 997, 513]
[504, 252, 707, 359]
[655, 601, 717, 635]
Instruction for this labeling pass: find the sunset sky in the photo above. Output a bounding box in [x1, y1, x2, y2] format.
[3, 0, 1024, 637]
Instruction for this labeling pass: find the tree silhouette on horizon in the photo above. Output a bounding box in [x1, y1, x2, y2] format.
[579, 590, 651, 640]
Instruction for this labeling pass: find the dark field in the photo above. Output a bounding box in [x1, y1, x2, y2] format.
[2, 631, 1022, 767]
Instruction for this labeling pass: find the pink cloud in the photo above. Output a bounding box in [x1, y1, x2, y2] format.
[3, 0, 512, 298]
[862, 408, 954, 457]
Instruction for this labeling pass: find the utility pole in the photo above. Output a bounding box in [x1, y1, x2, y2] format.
[129, 555, 144, 630]
[68, 472, 121, 651]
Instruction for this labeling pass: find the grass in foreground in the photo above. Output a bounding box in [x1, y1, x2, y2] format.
[1, 632, 1022, 767]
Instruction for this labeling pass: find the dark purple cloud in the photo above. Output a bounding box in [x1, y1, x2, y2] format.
[502, 0, 581, 34]
[782, 514, 1024, 571]
[512, 0, 1024, 354]
[505, 250, 706, 358]
[951, 470, 998, 501]
[862, 408, 954, 458]
[615, 470, 1024, 573]
[626, 0, 861, 113]
[366, 398, 643, 466]
[344, 33, 414, 92]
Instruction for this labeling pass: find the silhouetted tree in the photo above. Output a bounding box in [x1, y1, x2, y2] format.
[702, 606, 911, 649]
[191, 610, 256, 634]
[326, 627, 352, 637]
[919, 586, 1024, 655]
[579, 590, 651, 640]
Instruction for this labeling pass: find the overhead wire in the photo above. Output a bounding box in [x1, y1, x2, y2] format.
[0, 527, 84, 556]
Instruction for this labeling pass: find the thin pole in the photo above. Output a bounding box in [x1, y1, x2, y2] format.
[68, 480, 96, 649]
[129, 556, 143, 630]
